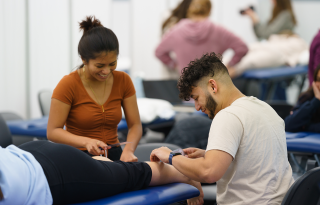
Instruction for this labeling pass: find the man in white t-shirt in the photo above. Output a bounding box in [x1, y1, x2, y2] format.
[150, 52, 294, 205]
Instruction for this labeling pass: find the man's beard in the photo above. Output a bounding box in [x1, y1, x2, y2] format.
[205, 92, 217, 119]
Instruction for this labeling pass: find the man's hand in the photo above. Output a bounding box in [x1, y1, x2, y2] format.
[150, 147, 172, 163]
[313, 81, 320, 101]
[183, 148, 205, 158]
[120, 150, 138, 162]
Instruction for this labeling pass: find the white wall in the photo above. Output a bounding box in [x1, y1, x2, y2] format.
[293, 1, 320, 44]
[71, 0, 112, 70]
[131, 0, 168, 80]
[28, 0, 71, 118]
[110, 0, 131, 71]
[0, 0, 27, 118]
[257, 0, 320, 45]
[211, 0, 258, 45]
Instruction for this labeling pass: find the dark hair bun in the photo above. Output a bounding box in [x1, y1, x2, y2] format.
[79, 16, 103, 33]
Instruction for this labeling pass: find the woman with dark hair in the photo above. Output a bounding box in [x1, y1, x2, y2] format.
[161, 0, 192, 34]
[285, 64, 320, 133]
[0, 141, 203, 205]
[243, 0, 297, 39]
[47, 16, 141, 162]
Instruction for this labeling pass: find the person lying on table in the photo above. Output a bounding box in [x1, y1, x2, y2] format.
[0, 140, 204, 205]
[47, 16, 141, 162]
[151, 52, 294, 205]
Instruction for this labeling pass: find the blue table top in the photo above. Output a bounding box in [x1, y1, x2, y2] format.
[286, 132, 314, 140]
[6, 116, 49, 138]
[240, 65, 308, 80]
[71, 183, 199, 205]
[7, 116, 175, 138]
[287, 134, 320, 154]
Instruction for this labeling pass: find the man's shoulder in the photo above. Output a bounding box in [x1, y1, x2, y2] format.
[223, 97, 272, 118]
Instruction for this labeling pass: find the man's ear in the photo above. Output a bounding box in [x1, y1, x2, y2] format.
[208, 79, 218, 93]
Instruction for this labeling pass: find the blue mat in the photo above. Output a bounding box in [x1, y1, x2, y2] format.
[71, 183, 199, 205]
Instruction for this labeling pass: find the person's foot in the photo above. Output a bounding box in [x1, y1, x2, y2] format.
[187, 180, 204, 205]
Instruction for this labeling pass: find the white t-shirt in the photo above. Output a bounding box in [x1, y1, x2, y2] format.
[206, 96, 294, 205]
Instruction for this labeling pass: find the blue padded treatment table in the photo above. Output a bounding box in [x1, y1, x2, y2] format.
[287, 134, 320, 153]
[6, 117, 175, 138]
[286, 133, 320, 172]
[241, 65, 308, 80]
[286, 132, 313, 140]
[117, 119, 128, 132]
[239, 65, 308, 100]
[6, 116, 48, 138]
[118, 117, 175, 132]
[72, 183, 199, 205]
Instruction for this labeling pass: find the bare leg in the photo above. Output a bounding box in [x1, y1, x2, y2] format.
[146, 161, 204, 205]
[92, 158, 204, 204]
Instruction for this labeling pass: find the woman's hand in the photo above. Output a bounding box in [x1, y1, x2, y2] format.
[243, 9, 259, 24]
[85, 139, 108, 156]
[120, 150, 138, 162]
[313, 81, 320, 101]
[183, 148, 205, 158]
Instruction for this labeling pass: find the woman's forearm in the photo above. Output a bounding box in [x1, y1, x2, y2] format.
[123, 123, 142, 153]
[47, 128, 90, 148]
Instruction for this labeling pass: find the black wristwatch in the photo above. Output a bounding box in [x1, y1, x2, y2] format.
[169, 152, 181, 165]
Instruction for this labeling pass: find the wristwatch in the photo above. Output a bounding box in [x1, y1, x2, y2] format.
[169, 151, 182, 165]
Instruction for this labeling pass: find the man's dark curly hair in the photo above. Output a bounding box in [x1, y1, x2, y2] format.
[178, 52, 229, 101]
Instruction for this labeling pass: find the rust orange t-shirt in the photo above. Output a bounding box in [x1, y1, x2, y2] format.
[52, 70, 135, 150]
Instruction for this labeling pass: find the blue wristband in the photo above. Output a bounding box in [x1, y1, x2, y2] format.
[169, 152, 181, 165]
[169, 153, 173, 165]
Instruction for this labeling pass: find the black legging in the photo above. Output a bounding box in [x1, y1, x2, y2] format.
[19, 141, 152, 205]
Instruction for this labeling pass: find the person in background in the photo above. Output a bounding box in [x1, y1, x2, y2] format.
[243, 0, 297, 40]
[285, 64, 320, 133]
[155, 0, 248, 77]
[161, 0, 192, 35]
[308, 30, 320, 85]
[47, 16, 142, 162]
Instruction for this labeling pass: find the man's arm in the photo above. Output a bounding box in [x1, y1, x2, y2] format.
[150, 147, 232, 183]
[173, 149, 233, 183]
[151, 111, 242, 183]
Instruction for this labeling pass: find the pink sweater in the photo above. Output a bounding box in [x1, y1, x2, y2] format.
[155, 18, 248, 74]
[309, 30, 320, 85]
